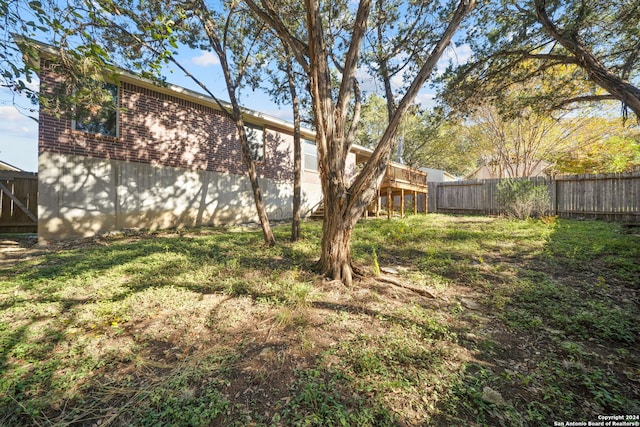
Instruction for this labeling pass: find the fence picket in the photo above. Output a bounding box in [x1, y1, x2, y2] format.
[0, 171, 38, 233]
[428, 172, 640, 222]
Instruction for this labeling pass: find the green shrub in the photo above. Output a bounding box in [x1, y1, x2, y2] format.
[497, 179, 550, 219]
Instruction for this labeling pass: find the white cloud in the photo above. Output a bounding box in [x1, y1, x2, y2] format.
[192, 51, 220, 67]
[0, 107, 38, 171]
[19, 76, 40, 92]
[435, 43, 473, 76]
[0, 106, 38, 135]
[414, 91, 437, 109]
[445, 43, 473, 65]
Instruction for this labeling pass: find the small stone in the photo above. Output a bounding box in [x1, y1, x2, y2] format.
[464, 333, 478, 342]
[258, 346, 275, 361]
[460, 298, 480, 310]
[381, 267, 399, 275]
[482, 386, 507, 406]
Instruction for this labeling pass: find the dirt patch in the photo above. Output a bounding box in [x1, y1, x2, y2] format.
[0, 234, 40, 267]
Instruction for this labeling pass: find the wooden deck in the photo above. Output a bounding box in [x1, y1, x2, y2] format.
[308, 149, 429, 220]
[370, 164, 429, 219]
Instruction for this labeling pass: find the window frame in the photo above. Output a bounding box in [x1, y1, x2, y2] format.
[303, 139, 318, 172]
[244, 124, 265, 162]
[71, 81, 120, 138]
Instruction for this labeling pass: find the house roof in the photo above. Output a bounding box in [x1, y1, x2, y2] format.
[14, 35, 386, 164]
[419, 167, 458, 182]
[0, 160, 23, 171]
[15, 35, 318, 137]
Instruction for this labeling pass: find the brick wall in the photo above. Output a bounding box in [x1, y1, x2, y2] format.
[38, 59, 294, 182]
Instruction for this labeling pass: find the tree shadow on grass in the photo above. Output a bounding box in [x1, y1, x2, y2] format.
[0, 224, 469, 426]
[1, 226, 391, 425]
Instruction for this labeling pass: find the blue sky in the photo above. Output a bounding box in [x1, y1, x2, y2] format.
[0, 39, 470, 173]
[0, 83, 39, 172]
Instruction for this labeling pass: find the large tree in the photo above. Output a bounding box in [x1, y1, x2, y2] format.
[554, 120, 640, 174]
[356, 94, 478, 174]
[465, 104, 599, 177]
[445, 0, 640, 120]
[247, 0, 476, 285]
[6, 0, 476, 284]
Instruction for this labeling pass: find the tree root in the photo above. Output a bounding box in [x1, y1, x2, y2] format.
[352, 264, 369, 277]
[375, 275, 437, 298]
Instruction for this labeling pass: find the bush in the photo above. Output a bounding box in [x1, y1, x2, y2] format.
[497, 179, 550, 219]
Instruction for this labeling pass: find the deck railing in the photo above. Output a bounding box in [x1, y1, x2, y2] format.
[384, 164, 428, 188]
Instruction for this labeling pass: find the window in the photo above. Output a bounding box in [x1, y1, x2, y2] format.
[303, 139, 318, 172]
[73, 82, 119, 137]
[244, 124, 264, 162]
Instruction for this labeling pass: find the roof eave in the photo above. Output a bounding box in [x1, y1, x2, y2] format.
[13, 34, 317, 139]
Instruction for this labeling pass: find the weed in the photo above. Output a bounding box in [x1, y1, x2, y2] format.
[371, 247, 381, 276]
[278, 368, 396, 426]
[125, 356, 231, 426]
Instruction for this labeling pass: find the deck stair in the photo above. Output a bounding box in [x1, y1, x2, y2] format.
[309, 201, 325, 219]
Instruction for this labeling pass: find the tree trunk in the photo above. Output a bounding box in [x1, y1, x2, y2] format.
[287, 56, 302, 242]
[194, 3, 276, 246]
[319, 206, 355, 286]
[375, 0, 397, 120]
[314, 0, 474, 284]
[234, 112, 277, 246]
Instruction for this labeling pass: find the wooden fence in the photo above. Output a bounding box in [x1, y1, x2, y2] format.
[0, 171, 38, 233]
[427, 172, 640, 222]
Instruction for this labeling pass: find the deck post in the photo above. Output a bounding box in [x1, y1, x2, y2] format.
[387, 188, 392, 220]
[424, 189, 428, 214]
[400, 189, 405, 218]
[413, 191, 417, 215]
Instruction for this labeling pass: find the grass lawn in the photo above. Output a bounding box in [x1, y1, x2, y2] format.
[1, 214, 639, 426]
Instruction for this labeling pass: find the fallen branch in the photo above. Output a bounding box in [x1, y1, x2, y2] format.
[376, 275, 437, 298]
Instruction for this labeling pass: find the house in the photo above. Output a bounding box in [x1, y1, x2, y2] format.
[0, 160, 23, 172]
[420, 167, 458, 183]
[20, 37, 427, 242]
[20, 37, 338, 241]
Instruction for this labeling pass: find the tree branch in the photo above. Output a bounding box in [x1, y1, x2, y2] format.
[621, 39, 640, 80]
[347, 0, 476, 222]
[243, 0, 309, 72]
[336, 0, 372, 121]
[552, 94, 619, 108]
[534, 0, 640, 118]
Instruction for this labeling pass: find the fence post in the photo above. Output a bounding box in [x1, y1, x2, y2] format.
[484, 180, 489, 215]
[549, 177, 557, 216]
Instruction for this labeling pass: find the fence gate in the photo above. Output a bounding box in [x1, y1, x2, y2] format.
[0, 171, 38, 233]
